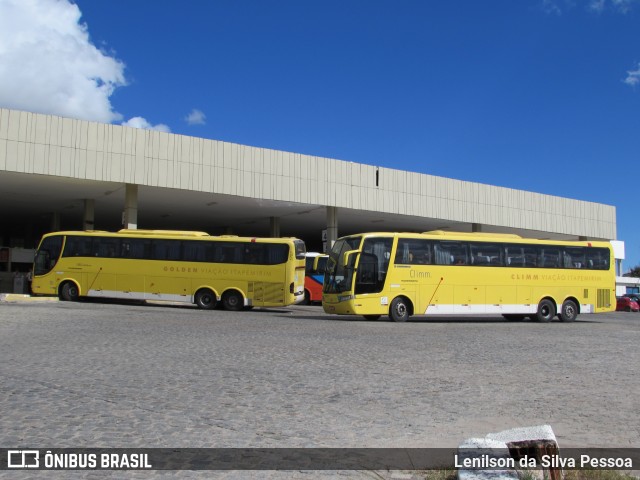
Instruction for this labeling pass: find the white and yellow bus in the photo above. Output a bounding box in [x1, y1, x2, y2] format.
[322, 231, 615, 322]
[32, 229, 306, 310]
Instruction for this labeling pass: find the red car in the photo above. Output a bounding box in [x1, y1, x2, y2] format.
[616, 296, 640, 312]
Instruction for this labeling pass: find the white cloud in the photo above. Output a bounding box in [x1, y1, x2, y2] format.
[542, 0, 639, 14]
[185, 109, 206, 126]
[0, 0, 126, 123]
[624, 64, 640, 87]
[0, 0, 171, 130]
[541, 0, 563, 15]
[122, 117, 170, 133]
[589, 0, 637, 12]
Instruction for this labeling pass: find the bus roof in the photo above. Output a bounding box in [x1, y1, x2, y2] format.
[43, 230, 302, 243]
[424, 230, 522, 239]
[118, 229, 209, 237]
[338, 231, 611, 247]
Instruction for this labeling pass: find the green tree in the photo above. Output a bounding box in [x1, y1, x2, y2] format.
[624, 265, 640, 278]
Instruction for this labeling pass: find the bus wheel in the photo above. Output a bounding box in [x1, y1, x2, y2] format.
[195, 289, 217, 310]
[60, 282, 79, 302]
[559, 299, 578, 322]
[222, 290, 244, 311]
[389, 297, 410, 322]
[363, 315, 381, 320]
[535, 299, 556, 322]
[301, 290, 311, 305]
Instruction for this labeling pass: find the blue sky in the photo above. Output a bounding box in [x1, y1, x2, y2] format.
[1, 0, 639, 269]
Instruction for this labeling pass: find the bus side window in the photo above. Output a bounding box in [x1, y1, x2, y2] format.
[434, 244, 452, 265]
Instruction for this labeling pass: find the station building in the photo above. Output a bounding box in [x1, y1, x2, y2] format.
[0, 107, 623, 292]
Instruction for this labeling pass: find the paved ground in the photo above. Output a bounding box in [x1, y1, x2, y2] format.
[0, 299, 638, 478]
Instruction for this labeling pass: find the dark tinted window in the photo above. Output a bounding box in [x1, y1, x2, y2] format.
[434, 241, 468, 265]
[539, 247, 561, 268]
[62, 236, 94, 257]
[34, 235, 63, 275]
[121, 238, 152, 259]
[95, 238, 121, 258]
[294, 240, 306, 260]
[152, 240, 182, 261]
[316, 256, 328, 273]
[505, 245, 538, 267]
[469, 243, 503, 266]
[395, 239, 433, 265]
[585, 247, 610, 270]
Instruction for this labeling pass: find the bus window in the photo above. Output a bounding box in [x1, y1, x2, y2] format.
[564, 247, 587, 269]
[96, 237, 121, 258]
[62, 236, 94, 257]
[434, 241, 468, 265]
[505, 245, 538, 267]
[293, 240, 306, 260]
[361, 237, 393, 287]
[305, 256, 315, 273]
[585, 247, 610, 270]
[183, 241, 207, 262]
[152, 240, 182, 261]
[395, 239, 432, 265]
[121, 238, 152, 259]
[469, 243, 503, 266]
[316, 255, 328, 273]
[355, 252, 379, 294]
[539, 247, 561, 268]
[34, 235, 63, 275]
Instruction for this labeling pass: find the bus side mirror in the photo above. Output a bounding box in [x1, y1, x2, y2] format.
[342, 250, 360, 269]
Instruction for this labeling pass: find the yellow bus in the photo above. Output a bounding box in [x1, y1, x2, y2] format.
[32, 229, 306, 310]
[322, 231, 615, 322]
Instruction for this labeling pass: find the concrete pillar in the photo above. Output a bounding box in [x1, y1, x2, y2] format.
[123, 184, 138, 230]
[269, 217, 281, 238]
[83, 199, 95, 231]
[326, 206, 338, 251]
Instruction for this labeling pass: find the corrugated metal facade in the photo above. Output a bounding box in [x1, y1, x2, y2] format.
[0, 108, 616, 239]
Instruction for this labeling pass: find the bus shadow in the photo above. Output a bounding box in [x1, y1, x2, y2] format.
[279, 314, 602, 324]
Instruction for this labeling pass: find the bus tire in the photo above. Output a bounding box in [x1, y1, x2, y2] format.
[195, 289, 217, 310]
[559, 299, 578, 322]
[60, 281, 79, 302]
[535, 298, 556, 323]
[301, 290, 311, 305]
[389, 296, 410, 322]
[222, 290, 244, 311]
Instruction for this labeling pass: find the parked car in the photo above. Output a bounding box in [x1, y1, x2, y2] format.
[616, 296, 640, 312]
[623, 293, 640, 305]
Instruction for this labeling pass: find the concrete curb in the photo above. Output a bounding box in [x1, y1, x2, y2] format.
[0, 294, 59, 303]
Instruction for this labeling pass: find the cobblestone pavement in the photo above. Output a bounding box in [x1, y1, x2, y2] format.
[0, 300, 638, 479]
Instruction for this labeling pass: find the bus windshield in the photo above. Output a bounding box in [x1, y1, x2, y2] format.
[33, 235, 63, 276]
[324, 236, 362, 294]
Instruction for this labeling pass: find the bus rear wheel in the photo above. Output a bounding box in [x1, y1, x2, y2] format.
[389, 297, 410, 322]
[301, 290, 311, 305]
[535, 299, 556, 322]
[222, 290, 244, 311]
[195, 289, 217, 310]
[60, 282, 79, 302]
[559, 299, 578, 322]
